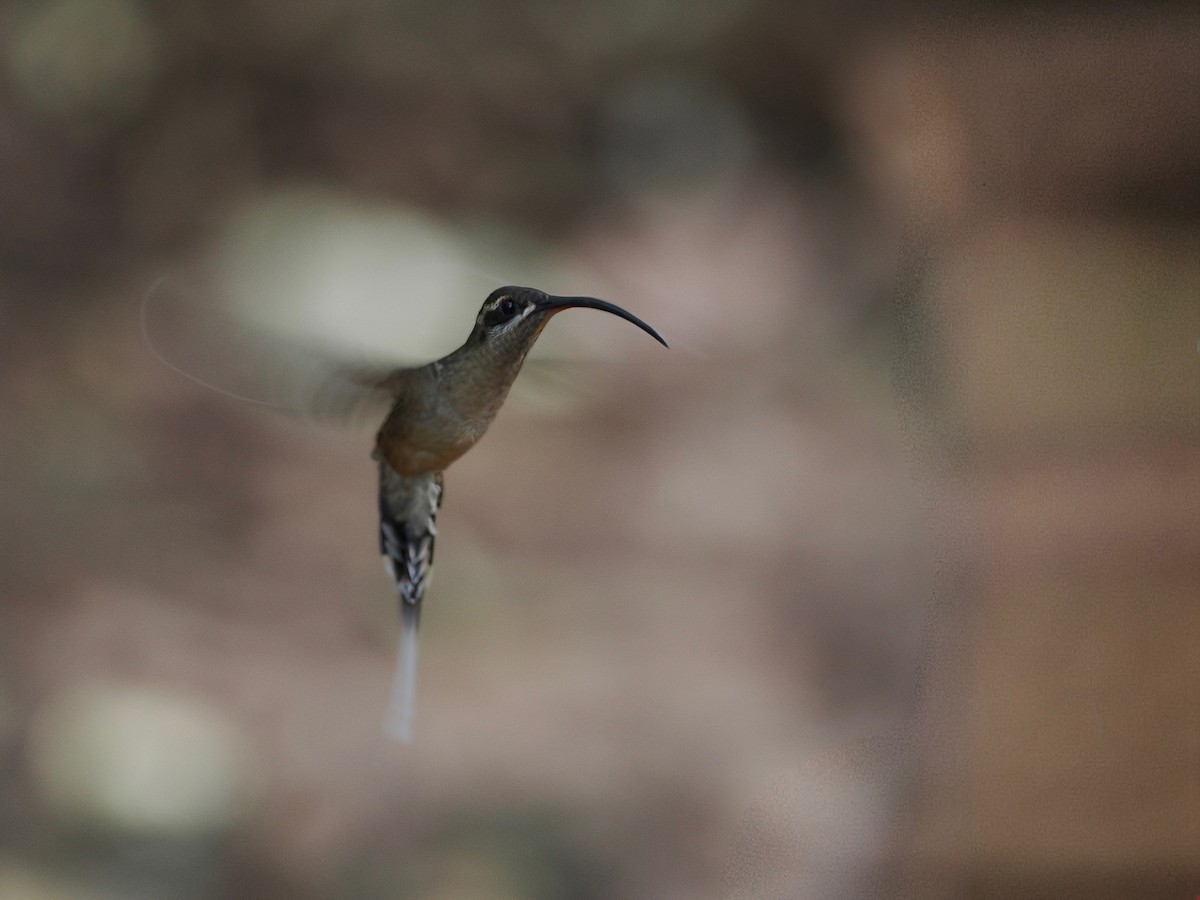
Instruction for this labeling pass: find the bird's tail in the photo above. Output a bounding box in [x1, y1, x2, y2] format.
[377, 466, 441, 743]
[384, 601, 421, 743]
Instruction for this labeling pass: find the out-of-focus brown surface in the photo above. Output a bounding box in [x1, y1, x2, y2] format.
[1, 3, 1197, 898]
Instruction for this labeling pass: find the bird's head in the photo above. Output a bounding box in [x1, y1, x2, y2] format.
[465, 286, 667, 358]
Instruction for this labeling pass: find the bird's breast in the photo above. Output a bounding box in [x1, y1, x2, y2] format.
[374, 391, 493, 476]
[372, 354, 525, 476]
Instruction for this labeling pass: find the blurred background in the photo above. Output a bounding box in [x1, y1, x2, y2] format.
[1, 1, 1198, 898]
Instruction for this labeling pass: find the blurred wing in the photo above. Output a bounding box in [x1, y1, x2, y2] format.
[141, 276, 413, 428]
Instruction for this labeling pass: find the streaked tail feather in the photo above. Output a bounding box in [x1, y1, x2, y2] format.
[378, 466, 443, 743]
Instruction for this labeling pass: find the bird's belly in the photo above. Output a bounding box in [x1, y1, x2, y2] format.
[375, 412, 487, 476]
[380, 441, 470, 475]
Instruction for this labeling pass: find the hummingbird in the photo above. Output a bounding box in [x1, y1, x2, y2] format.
[368, 286, 666, 740]
[143, 281, 666, 741]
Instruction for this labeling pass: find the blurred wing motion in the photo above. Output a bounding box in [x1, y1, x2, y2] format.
[140, 276, 408, 428]
[377, 465, 443, 742]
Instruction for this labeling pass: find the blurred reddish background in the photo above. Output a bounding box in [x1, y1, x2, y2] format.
[1, 2, 1197, 898]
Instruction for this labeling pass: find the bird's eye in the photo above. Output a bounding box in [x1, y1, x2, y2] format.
[483, 296, 522, 330]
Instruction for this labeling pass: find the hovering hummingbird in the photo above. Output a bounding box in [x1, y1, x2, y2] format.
[367, 287, 666, 740]
[144, 283, 667, 741]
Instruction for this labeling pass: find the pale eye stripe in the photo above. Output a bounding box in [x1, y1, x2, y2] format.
[485, 300, 535, 329]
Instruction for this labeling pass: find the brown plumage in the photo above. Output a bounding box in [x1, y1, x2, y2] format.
[366, 285, 666, 740]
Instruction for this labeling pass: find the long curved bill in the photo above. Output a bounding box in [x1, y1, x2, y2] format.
[537, 295, 668, 347]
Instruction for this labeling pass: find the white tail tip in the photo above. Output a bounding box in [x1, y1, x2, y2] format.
[383, 609, 420, 743]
